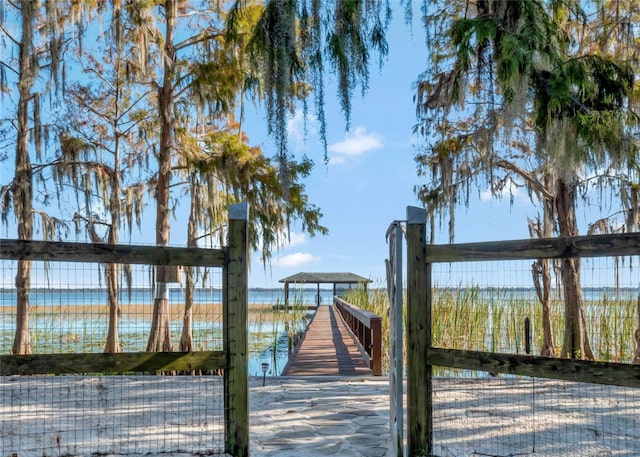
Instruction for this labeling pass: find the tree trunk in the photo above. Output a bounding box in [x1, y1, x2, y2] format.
[104, 41, 123, 353]
[180, 266, 195, 351]
[633, 293, 640, 364]
[556, 178, 594, 360]
[12, 2, 36, 355]
[532, 257, 555, 356]
[180, 191, 198, 352]
[104, 165, 122, 352]
[538, 172, 555, 356]
[147, 0, 176, 352]
[539, 261, 555, 356]
[13, 261, 32, 355]
[104, 263, 122, 353]
[147, 281, 172, 352]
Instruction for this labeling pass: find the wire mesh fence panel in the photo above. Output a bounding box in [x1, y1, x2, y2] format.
[432, 375, 640, 457]
[1, 259, 226, 456]
[1, 375, 225, 456]
[1, 261, 224, 355]
[430, 257, 640, 362]
[427, 255, 640, 456]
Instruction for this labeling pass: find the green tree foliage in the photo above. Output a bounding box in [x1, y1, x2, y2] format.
[414, 0, 640, 359]
[3, 0, 362, 354]
[177, 120, 326, 350]
[127, 0, 294, 351]
[56, 2, 152, 353]
[244, 0, 391, 163]
[0, 0, 92, 354]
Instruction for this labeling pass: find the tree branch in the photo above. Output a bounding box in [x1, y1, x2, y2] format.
[0, 59, 19, 76]
[0, 25, 19, 46]
[175, 30, 224, 51]
[494, 158, 555, 201]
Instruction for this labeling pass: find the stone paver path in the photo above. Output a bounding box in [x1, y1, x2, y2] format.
[250, 377, 390, 456]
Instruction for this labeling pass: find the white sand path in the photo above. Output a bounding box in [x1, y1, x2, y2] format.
[1, 376, 639, 457]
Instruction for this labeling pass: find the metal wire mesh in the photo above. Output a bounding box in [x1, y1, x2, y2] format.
[431, 257, 640, 360]
[1, 375, 225, 456]
[429, 256, 640, 456]
[432, 376, 640, 457]
[1, 259, 226, 456]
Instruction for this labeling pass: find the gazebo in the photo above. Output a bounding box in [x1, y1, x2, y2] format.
[279, 272, 372, 308]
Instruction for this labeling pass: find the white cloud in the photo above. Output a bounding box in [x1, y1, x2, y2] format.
[479, 188, 494, 202]
[273, 252, 321, 268]
[328, 155, 347, 165]
[328, 126, 383, 164]
[251, 232, 308, 263]
[283, 231, 307, 248]
[287, 110, 319, 150]
[274, 231, 307, 249]
[480, 179, 522, 202]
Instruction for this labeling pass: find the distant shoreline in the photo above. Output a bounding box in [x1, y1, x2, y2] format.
[0, 302, 300, 318]
[0, 287, 338, 292]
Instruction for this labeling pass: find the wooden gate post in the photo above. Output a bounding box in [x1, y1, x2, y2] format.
[224, 202, 249, 456]
[387, 220, 404, 456]
[406, 206, 432, 456]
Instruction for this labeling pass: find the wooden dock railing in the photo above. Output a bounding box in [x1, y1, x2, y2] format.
[334, 296, 382, 376]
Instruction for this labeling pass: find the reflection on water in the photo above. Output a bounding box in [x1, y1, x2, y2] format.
[0, 308, 313, 377]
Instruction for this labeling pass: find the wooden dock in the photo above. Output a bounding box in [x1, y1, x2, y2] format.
[282, 305, 373, 376]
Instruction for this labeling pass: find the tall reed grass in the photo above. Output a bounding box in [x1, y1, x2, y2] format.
[343, 285, 640, 373]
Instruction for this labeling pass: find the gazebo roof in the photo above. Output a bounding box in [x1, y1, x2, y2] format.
[279, 272, 371, 284]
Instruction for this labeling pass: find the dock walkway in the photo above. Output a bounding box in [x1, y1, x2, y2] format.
[282, 304, 372, 376]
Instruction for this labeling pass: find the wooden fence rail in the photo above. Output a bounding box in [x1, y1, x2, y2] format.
[0, 351, 226, 376]
[334, 296, 382, 376]
[427, 348, 640, 389]
[0, 239, 226, 266]
[424, 231, 640, 263]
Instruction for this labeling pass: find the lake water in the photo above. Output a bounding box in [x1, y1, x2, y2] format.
[0, 287, 338, 307]
[2, 286, 637, 308]
[0, 287, 324, 376]
[2, 286, 638, 376]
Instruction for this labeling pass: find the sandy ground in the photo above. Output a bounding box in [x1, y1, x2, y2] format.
[1, 375, 640, 457]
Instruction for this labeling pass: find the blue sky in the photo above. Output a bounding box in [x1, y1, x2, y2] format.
[241, 13, 535, 288]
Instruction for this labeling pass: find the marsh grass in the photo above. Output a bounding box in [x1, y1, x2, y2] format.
[245, 297, 311, 375]
[343, 285, 640, 373]
[2, 287, 635, 374]
[0, 298, 312, 373]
